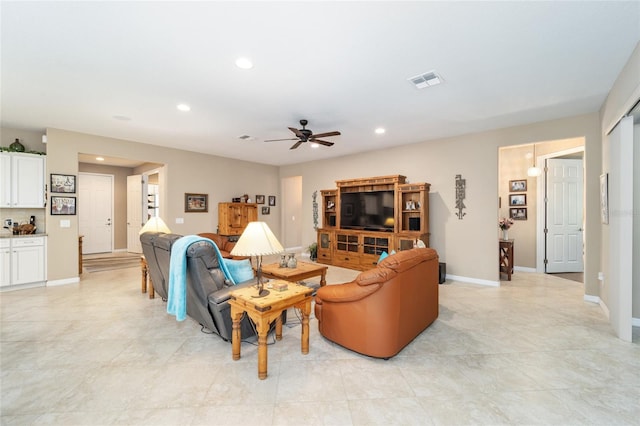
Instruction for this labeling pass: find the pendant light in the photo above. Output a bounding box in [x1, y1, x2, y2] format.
[527, 144, 542, 177]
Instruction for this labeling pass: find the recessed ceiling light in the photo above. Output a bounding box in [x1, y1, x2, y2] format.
[176, 103, 191, 112]
[96, 157, 104, 161]
[235, 57, 253, 69]
[375, 128, 386, 135]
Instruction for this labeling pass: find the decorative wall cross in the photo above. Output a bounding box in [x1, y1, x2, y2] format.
[312, 190, 319, 230]
[455, 174, 466, 220]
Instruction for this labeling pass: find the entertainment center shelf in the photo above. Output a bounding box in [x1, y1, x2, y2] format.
[317, 175, 430, 271]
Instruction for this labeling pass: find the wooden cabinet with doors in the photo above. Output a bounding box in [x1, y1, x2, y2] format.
[316, 229, 333, 263]
[218, 202, 258, 236]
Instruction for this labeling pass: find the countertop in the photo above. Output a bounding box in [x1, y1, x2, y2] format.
[0, 232, 47, 239]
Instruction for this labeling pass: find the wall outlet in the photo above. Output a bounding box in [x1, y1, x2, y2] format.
[598, 272, 604, 281]
[60, 219, 71, 228]
[175, 218, 184, 224]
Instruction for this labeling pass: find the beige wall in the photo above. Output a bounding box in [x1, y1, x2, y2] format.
[281, 113, 601, 290]
[78, 163, 134, 250]
[599, 41, 640, 319]
[45, 128, 280, 282]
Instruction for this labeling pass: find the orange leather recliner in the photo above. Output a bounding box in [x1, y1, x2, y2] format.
[314, 248, 439, 359]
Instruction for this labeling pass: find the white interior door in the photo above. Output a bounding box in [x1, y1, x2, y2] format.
[127, 174, 147, 253]
[79, 173, 113, 254]
[546, 158, 584, 273]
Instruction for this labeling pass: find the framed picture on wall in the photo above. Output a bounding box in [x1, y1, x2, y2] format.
[261, 207, 270, 215]
[256, 195, 265, 204]
[51, 196, 76, 215]
[268, 196, 276, 206]
[184, 193, 208, 212]
[510, 207, 527, 220]
[509, 194, 527, 206]
[509, 179, 527, 192]
[50, 174, 76, 193]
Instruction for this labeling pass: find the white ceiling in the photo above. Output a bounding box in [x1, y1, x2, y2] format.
[2, 2, 639, 166]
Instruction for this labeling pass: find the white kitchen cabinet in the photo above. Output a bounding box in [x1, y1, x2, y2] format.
[0, 239, 10, 287]
[0, 152, 46, 208]
[0, 237, 46, 288]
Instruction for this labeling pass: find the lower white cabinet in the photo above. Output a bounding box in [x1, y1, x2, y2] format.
[0, 237, 46, 288]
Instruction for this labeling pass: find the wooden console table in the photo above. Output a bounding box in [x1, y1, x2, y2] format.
[229, 281, 313, 379]
[499, 239, 514, 281]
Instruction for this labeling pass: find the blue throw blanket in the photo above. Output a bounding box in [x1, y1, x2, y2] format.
[167, 235, 236, 321]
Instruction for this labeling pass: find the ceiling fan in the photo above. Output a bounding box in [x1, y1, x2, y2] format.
[265, 119, 341, 150]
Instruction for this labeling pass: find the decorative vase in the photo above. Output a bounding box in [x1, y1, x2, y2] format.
[287, 253, 297, 268]
[10, 138, 25, 152]
[502, 229, 509, 240]
[279, 254, 287, 268]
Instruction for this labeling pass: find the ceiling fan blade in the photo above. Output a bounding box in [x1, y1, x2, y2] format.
[312, 139, 334, 147]
[288, 127, 305, 138]
[310, 131, 341, 139]
[290, 141, 303, 150]
[265, 138, 298, 142]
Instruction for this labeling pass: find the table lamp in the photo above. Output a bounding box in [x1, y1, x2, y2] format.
[139, 216, 171, 234]
[230, 221, 284, 298]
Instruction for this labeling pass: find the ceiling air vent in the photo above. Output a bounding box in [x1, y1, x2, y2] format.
[408, 71, 442, 89]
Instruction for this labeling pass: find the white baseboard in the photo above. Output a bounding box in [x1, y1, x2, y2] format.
[599, 299, 610, 319]
[47, 277, 79, 286]
[583, 294, 600, 304]
[445, 274, 500, 287]
[514, 266, 536, 273]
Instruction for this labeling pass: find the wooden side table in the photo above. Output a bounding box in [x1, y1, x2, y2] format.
[499, 239, 514, 281]
[261, 261, 328, 287]
[141, 255, 154, 299]
[78, 235, 84, 274]
[229, 281, 314, 380]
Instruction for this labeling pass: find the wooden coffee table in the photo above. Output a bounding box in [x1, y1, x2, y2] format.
[229, 281, 314, 380]
[261, 261, 328, 287]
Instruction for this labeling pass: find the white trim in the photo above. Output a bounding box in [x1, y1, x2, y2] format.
[599, 299, 610, 320]
[583, 294, 600, 304]
[445, 274, 500, 287]
[514, 266, 536, 273]
[46, 277, 79, 286]
[632, 317, 640, 327]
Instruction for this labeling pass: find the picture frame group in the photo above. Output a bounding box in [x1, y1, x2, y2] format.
[510, 207, 527, 220]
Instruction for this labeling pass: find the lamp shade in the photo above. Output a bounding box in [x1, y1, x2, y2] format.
[139, 216, 171, 235]
[230, 221, 284, 256]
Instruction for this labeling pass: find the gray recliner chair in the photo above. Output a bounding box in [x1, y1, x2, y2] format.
[185, 240, 257, 340]
[152, 233, 182, 301]
[140, 232, 167, 300]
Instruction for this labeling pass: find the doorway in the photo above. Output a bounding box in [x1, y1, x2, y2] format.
[78, 173, 114, 254]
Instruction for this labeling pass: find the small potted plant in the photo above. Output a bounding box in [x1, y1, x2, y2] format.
[308, 242, 318, 261]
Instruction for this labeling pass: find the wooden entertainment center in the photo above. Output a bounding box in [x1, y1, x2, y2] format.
[316, 175, 430, 271]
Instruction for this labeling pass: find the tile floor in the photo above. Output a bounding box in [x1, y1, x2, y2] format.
[1, 261, 638, 425]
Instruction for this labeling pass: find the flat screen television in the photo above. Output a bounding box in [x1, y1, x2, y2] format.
[340, 190, 395, 231]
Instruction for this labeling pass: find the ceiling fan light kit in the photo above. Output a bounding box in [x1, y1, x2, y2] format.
[265, 119, 341, 150]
